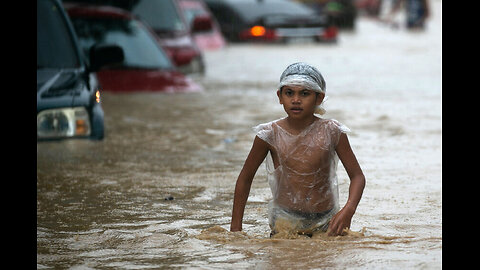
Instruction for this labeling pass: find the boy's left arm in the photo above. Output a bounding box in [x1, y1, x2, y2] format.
[329, 133, 366, 236]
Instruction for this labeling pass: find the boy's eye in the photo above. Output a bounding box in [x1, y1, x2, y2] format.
[301, 91, 311, 96]
[282, 89, 312, 97]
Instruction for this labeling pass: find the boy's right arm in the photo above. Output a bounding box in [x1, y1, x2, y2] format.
[230, 136, 269, 232]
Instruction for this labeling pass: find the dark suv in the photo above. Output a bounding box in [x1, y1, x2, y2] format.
[37, 0, 123, 140]
[205, 0, 337, 43]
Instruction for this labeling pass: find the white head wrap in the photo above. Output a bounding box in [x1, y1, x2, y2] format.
[278, 62, 327, 114]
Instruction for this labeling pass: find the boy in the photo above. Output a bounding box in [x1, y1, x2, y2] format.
[230, 62, 365, 237]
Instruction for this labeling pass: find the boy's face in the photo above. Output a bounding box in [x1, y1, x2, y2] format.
[277, 85, 324, 119]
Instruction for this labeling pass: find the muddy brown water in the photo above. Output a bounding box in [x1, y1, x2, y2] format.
[37, 2, 442, 268]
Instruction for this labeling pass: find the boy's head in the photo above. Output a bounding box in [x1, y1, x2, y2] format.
[278, 62, 326, 94]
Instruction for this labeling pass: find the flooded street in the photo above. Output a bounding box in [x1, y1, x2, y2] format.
[37, 1, 442, 269]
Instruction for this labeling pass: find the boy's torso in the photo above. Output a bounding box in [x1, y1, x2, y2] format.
[266, 117, 339, 213]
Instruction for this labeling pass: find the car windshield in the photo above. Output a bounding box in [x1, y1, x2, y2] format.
[37, 0, 80, 69]
[131, 0, 186, 32]
[230, 0, 314, 22]
[70, 17, 172, 69]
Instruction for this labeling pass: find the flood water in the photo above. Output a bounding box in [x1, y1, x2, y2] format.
[37, 1, 442, 269]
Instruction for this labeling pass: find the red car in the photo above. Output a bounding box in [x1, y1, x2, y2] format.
[177, 0, 226, 51]
[65, 3, 203, 93]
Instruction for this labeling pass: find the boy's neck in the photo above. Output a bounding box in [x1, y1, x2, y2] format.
[284, 115, 318, 132]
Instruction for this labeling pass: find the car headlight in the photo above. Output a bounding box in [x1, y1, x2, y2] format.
[37, 107, 91, 138]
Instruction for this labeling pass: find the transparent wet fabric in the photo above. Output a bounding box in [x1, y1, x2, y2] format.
[278, 62, 326, 94]
[268, 200, 335, 235]
[278, 74, 325, 94]
[253, 117, 350, 234]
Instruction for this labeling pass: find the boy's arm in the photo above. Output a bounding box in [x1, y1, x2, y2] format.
[230, 136, 269, 232]
[329, 133, 366, 236]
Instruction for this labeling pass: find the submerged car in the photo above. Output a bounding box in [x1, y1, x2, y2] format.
[204, 0, 338, 43]
[296, 0, 357, 30]
[130, 0, 206, 75]
[177, 0, 227, 51]
[37, 0, 123, 140]
[64, 3, 203, 92]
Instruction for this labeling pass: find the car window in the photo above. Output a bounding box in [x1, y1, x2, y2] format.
[178, 0, 208, 26]
[230, 0, 315, 22]
[131, 0, 186, 32]
[207, 2, 238, 25]
[37, 0, 80, 68]
[71, 17, 172, 69]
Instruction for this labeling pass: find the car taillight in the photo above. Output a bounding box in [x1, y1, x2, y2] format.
[174, 48, 198, 66]
[239, 25, 277, 41]
[323, 26, 338, 40]
[250, 25, 266, 37]
[165, 47, 199, 66]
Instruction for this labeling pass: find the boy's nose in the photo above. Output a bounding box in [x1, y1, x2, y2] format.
[292, 95, 301, 104]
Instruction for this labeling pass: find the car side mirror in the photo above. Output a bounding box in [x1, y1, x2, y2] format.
[89, 44, 124, 72]
[192, 15, 213, 33]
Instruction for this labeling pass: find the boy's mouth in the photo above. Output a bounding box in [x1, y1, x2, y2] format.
[290, 107, 303, 113]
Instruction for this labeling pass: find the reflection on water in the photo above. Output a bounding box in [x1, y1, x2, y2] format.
[37, 3, 442, 268]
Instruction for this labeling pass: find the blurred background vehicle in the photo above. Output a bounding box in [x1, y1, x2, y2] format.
[129, 0, 206, 75]
[64, 2, 203, 93]
[37, 0, 123, 140]
[177, 0, 227, 51]
[295, 0, 357, 30]
[204, 0, 338, 43]
[62, 0, 206, 75]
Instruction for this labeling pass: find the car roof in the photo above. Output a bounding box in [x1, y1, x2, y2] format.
[64, 2, 135, 20]
[206, 0, 314, 22]
[210, 0, 289, 2]
[206, 0, 305, 4]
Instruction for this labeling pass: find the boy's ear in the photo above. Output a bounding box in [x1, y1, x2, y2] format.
[277, 89, 283, 104]
[316, 92, 325, 106]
